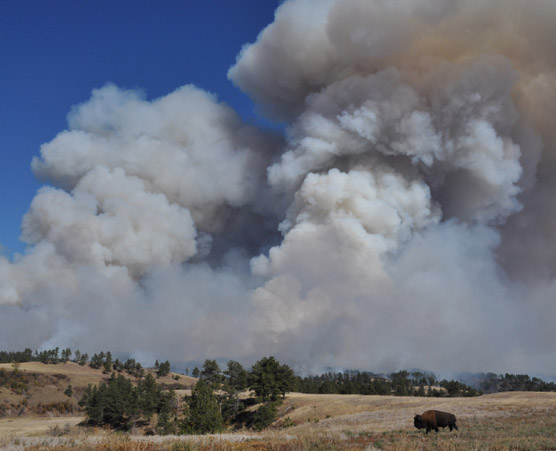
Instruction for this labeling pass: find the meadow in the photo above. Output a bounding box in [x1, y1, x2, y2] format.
[1, 391, 555, 450]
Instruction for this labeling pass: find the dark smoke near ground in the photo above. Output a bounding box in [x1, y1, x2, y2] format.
[1, 0, 556, 375]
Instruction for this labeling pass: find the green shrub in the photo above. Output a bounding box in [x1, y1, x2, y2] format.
[253, 402, 278, 431]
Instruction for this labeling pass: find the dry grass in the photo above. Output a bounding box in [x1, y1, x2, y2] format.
[0, 362, 194, 420]
[0, 362, 195, 389]
[0, 416, 85, 436]
[277, 391, 556, 432]
[0, 361, 108, 392]
[1, 391, 555, 450]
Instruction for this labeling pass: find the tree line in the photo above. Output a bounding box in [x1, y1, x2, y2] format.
[2, 348, 555, 395]
[0, 348, 170, 378]
[474, 372, 556, 394]
[296, 370, 481, 397]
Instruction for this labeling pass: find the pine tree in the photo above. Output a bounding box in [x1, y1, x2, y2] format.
[182, 380, 223, 434]
[103, 352, 113, 374]
[200, 359, 222, 387]
[139, 373, 160, 418]
[224, 360, 248, 392]
[89, 353, 102, 369]
[222, 360, 249, 420]
[156, 391, 177, 435]
[156, 360, 171, 378]
[61, 348, 72, 362]
[102, 374, 136, 428]
[85, 385, 104, 424]
[249, 356, 295, 402]
[252, 402, 278, 431]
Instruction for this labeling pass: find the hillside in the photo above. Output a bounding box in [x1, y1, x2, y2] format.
[2, 361, 556, 449]
[0, 361, 195, 418]
[1, 391, 555, 449]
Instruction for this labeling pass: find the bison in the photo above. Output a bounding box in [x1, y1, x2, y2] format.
[414, 410, 458, 434]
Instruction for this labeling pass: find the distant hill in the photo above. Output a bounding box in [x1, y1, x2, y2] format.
[457, 372, 556, 394]
[0, 361, 195, 418]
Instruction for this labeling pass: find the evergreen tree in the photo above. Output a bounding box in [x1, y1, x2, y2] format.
[103, 352, 113, 374]
[222, 360, 249, 421]
[390, 370, 411, 396]
[157, 360, 171, 378]
[249, 356, 295, 402]
[61, 348, 72, 362]
[78, 384, 93, 409]
[252, 402, 278, 431]
[156, 404, 176, 435]
[136, 362, 144, 378]
[200, 359, 222, 387]
[224, 360, 248, 392]
[89, 353, 102, 369]
[182, 379, 223, 434]
[417, 384, 426, 397]
[86, 385, 104, 424]
[104, 374, 137, 428]
[139, 373, 160, 418]
[156, 390, 178, 435]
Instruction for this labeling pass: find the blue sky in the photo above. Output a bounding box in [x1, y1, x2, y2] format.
[0, 0, 279, 256]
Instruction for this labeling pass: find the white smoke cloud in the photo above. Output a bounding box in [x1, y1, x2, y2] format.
[2, 0, 556, 375]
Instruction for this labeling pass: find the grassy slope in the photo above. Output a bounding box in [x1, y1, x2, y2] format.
[0, 361, 195, 417]
[1, 390, 555, 449]
[272, 391, 556, 449]
[1, 363, 555, 449]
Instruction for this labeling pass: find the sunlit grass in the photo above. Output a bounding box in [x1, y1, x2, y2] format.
[2, 391, 556, 450]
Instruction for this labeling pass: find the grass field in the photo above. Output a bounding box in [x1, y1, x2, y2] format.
[1, 391, 555, 450]
[0, 416, 85, 436]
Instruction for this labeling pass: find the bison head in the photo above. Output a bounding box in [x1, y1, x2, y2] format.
[414, 414, 424, 429]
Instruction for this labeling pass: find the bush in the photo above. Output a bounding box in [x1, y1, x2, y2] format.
[64, 384, 73, 397]
[253, 402, 279, 431]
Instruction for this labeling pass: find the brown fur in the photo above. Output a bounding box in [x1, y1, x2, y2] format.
[414, 410, 458, 434]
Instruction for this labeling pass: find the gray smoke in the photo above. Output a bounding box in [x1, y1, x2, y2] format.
[2, 0, 556, 374]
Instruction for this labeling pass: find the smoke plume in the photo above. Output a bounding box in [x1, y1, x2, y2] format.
[2, 0, 556, 374]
